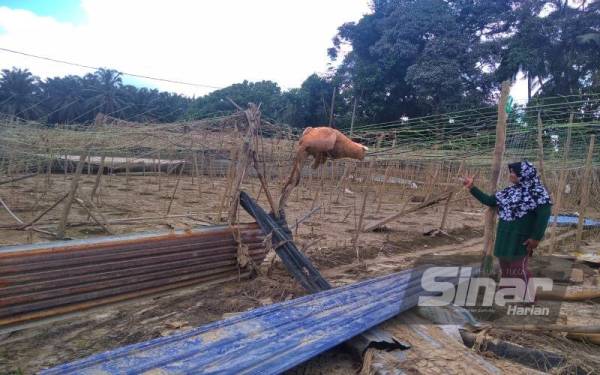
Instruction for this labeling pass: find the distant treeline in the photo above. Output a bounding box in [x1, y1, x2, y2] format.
[1, 0, 599, 128]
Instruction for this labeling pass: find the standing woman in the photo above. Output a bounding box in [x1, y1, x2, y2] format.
[463, 161, 552, 295]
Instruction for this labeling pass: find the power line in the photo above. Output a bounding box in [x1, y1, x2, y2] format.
[0, 46, 223, 90]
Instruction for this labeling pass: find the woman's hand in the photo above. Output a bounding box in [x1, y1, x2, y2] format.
[463, 176, 475, 190]
[524, 239, 540, 256]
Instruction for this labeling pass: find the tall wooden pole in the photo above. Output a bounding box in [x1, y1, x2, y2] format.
[549, 115, 573, 253]
[482, 81, 510, 273]
[56, 152, 87, 239]
[350, 96, 358, 136]
[328, 86, 336, 127]
[575, 135, 595, 250]
[537, 111, 546, 185]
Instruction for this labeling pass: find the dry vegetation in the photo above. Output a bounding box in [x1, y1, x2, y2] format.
[0, 113, 599, 374]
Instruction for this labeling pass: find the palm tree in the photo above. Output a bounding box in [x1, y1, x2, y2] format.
[0, 68, 41, 120]
[41, 76, 85, 124]
[83, 68, 127, 120]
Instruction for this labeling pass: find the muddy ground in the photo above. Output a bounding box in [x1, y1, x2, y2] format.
[0, 174, 599, 374]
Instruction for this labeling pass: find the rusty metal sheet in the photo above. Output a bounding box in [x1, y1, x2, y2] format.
[0, 224, 266, 326]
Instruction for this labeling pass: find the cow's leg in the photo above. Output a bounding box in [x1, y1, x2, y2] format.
[312, 153, 325, 169]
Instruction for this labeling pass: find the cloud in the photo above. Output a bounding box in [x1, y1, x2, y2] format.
[0, 0, 371, 97]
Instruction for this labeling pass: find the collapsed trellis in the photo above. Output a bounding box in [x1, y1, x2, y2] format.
[0, 93, 598, 255]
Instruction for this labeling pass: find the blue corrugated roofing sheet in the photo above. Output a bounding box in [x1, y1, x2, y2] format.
[41, 266, 464, 374]
[551, 215, 600, 228]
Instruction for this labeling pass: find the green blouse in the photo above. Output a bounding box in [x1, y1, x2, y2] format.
[469, 186, 552, 259]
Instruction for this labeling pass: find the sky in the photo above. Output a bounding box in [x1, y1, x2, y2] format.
[0, 0, 372, 97]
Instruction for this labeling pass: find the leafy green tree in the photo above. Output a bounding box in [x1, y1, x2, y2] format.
[496, 0, 600, 99]
[329, 0, 510, 120]
[187, 80, 285, 121]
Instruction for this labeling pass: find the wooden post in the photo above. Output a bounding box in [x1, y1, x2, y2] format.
[90, 155, 106, 203]
[157, 152, 161, 191]
[375, 165, 392, 213]
[227, 103, 260, 224]
[56, 152, 87, 239]
[440, 192, 455, 231]
[74, 197, 112, 234]
[166, 163, 185, 215]
[354, 190, 369, 262]
[350, 96, 358, 136]
[537, 111, 546, 185]
[575, 135, 595, 250]
[482, 81, 510, 273]
[329, 86, 336, 127]
[549, 115, 572, 253]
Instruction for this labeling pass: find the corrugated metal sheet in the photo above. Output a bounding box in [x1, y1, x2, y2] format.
[42, 266, 473, 374]
[0, 223, 266, 326]
[551, 215, 600, 228]
[239, 191, 331, 293]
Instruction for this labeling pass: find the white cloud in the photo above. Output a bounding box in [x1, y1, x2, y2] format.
[0, 0, 371, 97]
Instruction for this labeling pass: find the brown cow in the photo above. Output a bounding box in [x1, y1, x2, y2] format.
[299, 127, 368, 169]
[277, 127, 368, 216]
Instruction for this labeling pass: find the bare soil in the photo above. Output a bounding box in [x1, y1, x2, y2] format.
[0, 174, 599, 374]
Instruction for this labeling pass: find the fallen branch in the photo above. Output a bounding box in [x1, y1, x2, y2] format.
[363, 188, 459, 232]
[566, 333, 600, 346]
[0, 173, 38, 186]
[0, 213, 213, 229]
[74, 197, 112, 234]
[291, 207, 321, 231]
[0, 196, 24, 224]
[500, 324, 600, 334]
[537, 286, 600, 301]
[19, 193, 69, 229]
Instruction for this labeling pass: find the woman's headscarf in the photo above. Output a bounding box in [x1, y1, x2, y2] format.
[495, 161, 552, 221]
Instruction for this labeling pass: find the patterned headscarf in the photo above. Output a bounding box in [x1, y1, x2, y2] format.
[495, 161, 552, 221]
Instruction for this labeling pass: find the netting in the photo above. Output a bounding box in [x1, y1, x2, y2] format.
[0, 92, 598, 244]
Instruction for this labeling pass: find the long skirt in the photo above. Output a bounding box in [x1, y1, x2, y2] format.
[498, 256, 535, 302]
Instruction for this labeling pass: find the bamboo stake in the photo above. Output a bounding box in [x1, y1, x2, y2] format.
[157, 152, 162, 191]
[439, 192, 454, 231]
[19, 193, 68, 229]
[166, 163, 185, 215]
[227, 104, 260, 224]
[575, 135, 595, 250]
[251, 151, 277, 214]
[549, 115, 572, 253]
[482, 81, 510, 273]
[439, 162, 464, 231]
[74, 197, 111, 234]
[375, 165, 392, 213]
[0, 196, 23, 224]
[90, 155, 106, 203]
[56, 152, 87, 239]
[354, 190, 369, 262]
[536, 111, 546, 185]
[363, 188, 458, 232]
[0, 173, 38, 186]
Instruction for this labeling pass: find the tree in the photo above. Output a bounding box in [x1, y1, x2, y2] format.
[0, 68, 41, 120]
[329, 0, 511, 121]
[40, 75, 85, 124]
[187, 80, 285, 121]
[82, 68, 127, 118]
[495, 0, 600, 98]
